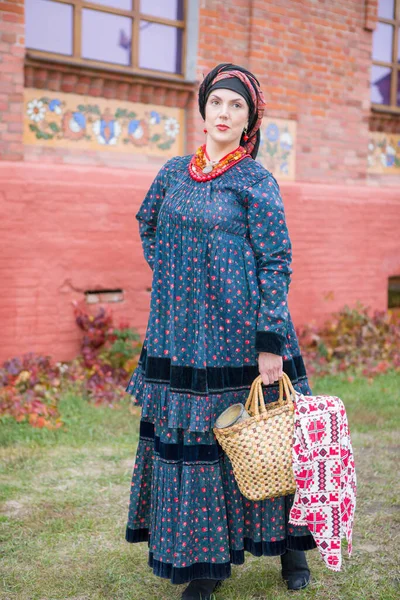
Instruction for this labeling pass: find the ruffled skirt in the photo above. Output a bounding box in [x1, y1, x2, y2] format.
[124, 350, 316, 584]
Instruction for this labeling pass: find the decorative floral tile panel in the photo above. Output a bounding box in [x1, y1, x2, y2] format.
[367, 132, 400, 174]
[24, 88, 184, 156]
[256, 118, 296, 181]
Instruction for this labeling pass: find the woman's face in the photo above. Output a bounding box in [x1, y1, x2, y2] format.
[204, 88, 249, 148]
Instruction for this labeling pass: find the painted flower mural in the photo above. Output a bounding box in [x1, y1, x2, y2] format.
[62, 111, 87, 141]
[27, 99, 46, 123]
[265, 123, 279, 142]
[92, 108, 122, 145]
[127, 118, 150, 146]
[280, 130, 293, 152]
[367, 134, 400, 173]
[382, 144, 396, 167]
[24, 90, 183, 156]
[149, 111, 161, 125]
[280, 162, 289, 174]
[26, 97, 61, 140]
[48, 99, 62, 115]
[164, 117, 180, 138]
[256, 119, 296, 180]
[124, 112, 180, 150]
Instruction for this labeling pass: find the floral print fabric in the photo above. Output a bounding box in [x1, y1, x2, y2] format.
[125, 154, 316, 584]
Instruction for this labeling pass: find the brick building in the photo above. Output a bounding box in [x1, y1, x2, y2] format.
[0, 0, 399, 363]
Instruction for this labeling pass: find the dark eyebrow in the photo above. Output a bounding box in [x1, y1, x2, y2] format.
[209, 94, 244, 103]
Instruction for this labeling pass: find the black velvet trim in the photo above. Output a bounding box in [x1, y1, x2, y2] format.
[137, 346, 307, 394]
[125, 526, 149, 543]
[126, 527, 316, 583]
[243, 536, 288, 557]
[148, 552, 232, 584]
[139, 420, 155, 439]
[229, 548, 245, 564]
[126, 527, 316, 555]
[287, 534, 317, 551]
[146, 355, 170, 382]
[155, 436, 222, 463]
[255, 331, 286, 355]
[230, 535, 315, 561]
[171, 364, 207, 394]
[138, 420, 222, 463]
[230, 538, 286, 563]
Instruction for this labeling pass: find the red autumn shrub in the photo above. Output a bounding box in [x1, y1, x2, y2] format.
[0, 304, 142, 428]
[0, 353, 63, 429]
[297, 302, 400, 378]
[71, 300, 142, 405]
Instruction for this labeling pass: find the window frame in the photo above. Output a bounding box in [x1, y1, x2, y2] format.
[25, 0, 187, 79]
[371, 0, 400, 114]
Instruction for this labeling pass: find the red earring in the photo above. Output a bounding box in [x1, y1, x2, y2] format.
[203, 128, 207, 133]
[243, 127, 249, 142]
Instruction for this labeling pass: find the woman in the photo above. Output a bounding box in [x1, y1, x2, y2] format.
[125, 63, 316, 600]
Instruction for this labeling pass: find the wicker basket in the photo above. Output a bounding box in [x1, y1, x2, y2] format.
[213, 372, 297, 501]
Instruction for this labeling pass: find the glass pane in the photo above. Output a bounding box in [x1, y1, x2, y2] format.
[139, 21, 182, 73]
[85, 0, 131, 10]
[372, 22, 394, 62]
[140, 0, 183, 20]
[82, 9, 131, 65]
[25, 0, 73, 55]
[397, 71, 400, 106]
[371, 65, 392, 104]
[378, 0, 394, 19]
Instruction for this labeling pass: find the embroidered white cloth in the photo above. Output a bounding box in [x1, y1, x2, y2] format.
[289, 390, 357, 571]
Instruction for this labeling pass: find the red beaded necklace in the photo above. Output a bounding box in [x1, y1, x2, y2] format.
[188, 144, 249, 182]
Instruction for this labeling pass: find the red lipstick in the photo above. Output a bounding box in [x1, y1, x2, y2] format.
[216, 125, 230, 131]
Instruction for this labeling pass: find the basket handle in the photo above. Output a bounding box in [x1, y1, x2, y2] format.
[244, 376, 263, 416]
[244, 372, 296, 415]
[278, 372, 297, 404]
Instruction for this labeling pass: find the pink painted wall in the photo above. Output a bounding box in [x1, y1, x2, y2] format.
[1, 160, 398, 363]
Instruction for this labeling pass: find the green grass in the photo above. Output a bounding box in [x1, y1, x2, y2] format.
[0, 372, 399, 600]
[310, 370, 400, 433]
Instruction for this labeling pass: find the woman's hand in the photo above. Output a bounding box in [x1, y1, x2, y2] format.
[258, 352, 283, 385]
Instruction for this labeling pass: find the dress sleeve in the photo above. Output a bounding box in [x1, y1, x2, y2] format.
[135, 159, 172, 270]
[245, 174, 293, 356]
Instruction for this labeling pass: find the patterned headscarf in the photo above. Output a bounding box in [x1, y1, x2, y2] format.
[198, 63, 266, 159]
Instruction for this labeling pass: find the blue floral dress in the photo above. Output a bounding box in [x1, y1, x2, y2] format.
[125, 153, 316, 584]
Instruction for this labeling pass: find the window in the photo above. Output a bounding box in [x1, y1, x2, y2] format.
[371, 0, 400, 111]
[25, 0, 186, 76]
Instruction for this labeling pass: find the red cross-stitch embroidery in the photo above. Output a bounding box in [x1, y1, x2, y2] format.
[289, 392, 357, 572]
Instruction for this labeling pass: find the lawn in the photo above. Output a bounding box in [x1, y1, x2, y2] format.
[0, 372, 399, 600]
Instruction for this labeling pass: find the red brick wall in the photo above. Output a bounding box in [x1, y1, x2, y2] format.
[285, 183, 400, 326]
[1, 161, 399, 363]
[5, 0, 398, 183]
[192, 0, 381, 184]
[0, 0, 399, 363]
[0, 0, 25, 160]
[19, 0, 391, 185]
[0, 162, 153, 361]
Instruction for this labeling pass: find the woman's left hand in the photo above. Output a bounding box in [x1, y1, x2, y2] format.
[258, 352, 283, 386]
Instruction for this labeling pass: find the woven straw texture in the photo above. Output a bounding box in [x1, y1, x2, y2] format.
[213, 373, 297, 501]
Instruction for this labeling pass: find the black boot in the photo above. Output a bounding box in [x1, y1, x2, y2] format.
[181, 579, 222, 600]
[280, 549, 311, 591]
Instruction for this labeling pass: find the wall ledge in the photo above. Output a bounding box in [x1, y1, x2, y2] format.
[24, 55, 197, 109]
